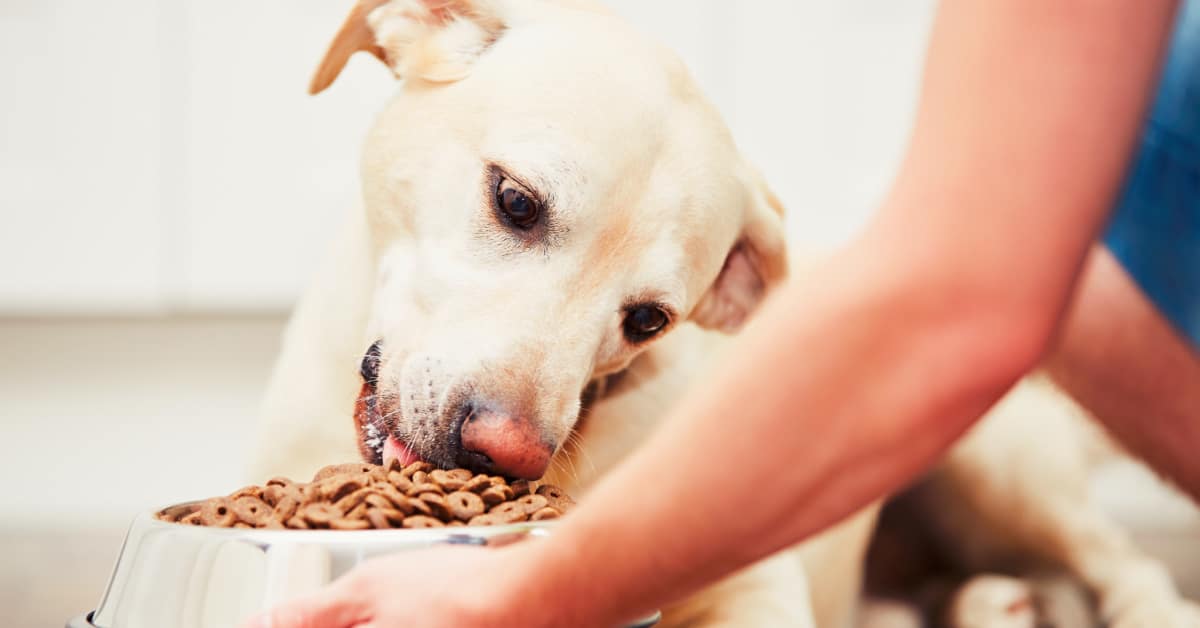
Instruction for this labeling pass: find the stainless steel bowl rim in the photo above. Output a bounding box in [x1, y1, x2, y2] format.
[84, 503, 656, 627]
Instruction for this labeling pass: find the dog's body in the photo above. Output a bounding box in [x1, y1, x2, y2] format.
[252, 1, 1197, 626]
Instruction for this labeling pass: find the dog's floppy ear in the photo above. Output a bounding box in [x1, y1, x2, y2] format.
[690, 168, 789, 333]
[309, 0, 506, 95]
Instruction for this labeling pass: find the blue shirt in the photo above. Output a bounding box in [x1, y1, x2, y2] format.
[1104, 0, 1200, 347]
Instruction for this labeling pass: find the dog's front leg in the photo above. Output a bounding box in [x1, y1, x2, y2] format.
[248, 210, 375, 482]
[935, 378, 1200, 628]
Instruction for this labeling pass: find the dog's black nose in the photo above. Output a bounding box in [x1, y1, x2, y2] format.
[360, 341, 382, 385]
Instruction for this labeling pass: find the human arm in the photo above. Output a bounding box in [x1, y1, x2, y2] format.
[507, 1, 1179, 624]
[246, 1, 1179, 627]
[1046, 246, 1200, 497]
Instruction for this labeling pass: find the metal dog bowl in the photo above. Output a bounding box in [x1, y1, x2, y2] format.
[68, 502, 661, 628]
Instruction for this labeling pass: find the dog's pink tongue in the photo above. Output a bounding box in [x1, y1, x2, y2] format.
[384, 436, 421, 467]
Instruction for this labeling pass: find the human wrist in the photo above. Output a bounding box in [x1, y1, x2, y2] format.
[482, 523, 647, 628]
[487, 530, 596, 627]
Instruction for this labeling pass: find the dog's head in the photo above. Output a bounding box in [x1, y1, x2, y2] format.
[317, 0, 787, 479]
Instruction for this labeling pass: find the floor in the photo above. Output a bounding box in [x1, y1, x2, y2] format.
[1, 317, 1197, 627]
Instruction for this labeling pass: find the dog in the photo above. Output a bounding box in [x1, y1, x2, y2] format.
[251, 2, 1199, 626]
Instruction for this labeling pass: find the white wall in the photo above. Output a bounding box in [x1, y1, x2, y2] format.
[0, 0, 936, 315]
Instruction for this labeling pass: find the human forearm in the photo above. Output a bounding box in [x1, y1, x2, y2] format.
[506, 1, 1180, 623]
[1046, 247, 1200, 498]
[513, 237, 1034, 626]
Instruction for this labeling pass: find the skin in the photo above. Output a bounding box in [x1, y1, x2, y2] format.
[1047, 246, 1200, 497]
[245, 1, 1187, 626]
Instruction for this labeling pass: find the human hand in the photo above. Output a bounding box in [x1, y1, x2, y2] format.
[241, 544, 548, 628]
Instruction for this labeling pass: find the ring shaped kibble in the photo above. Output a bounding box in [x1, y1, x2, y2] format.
[531, 507, 562, 521]
[402, 515, 444, 529]
[199, 497, 236, 527]
[447, 491, 485, 521]
[273, 496, 300, 521]
[156, 460, 575, 530]
[516, 494, 549, 515]
[232, 496, 272, 527]
[301, 503, 342, 526]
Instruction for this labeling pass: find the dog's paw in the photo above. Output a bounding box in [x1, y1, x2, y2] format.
[946, 575, 1038, 628]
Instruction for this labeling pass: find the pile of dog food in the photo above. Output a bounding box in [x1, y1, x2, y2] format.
[156, 460, 575, 530]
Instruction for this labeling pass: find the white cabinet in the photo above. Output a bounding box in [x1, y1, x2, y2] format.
[0, 0, 935, 315]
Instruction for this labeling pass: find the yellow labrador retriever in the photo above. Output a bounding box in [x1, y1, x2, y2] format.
[252, 2, 1197, 626]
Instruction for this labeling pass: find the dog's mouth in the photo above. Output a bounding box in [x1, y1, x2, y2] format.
[354, 381, 423, 467]
[353, 372, 607, 473]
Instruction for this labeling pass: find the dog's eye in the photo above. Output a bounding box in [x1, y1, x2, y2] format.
[496, 177, 541, 230]
[623, 305, 669, 342]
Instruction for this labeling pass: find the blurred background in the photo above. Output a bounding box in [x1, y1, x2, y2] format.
[0, 1, 1195, 625]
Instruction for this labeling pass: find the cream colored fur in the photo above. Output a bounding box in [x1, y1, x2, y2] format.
[253, 2, 1197, 626]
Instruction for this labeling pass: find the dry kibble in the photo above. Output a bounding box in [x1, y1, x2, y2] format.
[273, 496, 300, 521]
[364, 494, 393, 511]
[531, 507, 562, 521]
[321, 474, 368, 501]
[429, 469, 468, 491]
[262, 484, 290, 507]
[418, 493, 452, 520]
[199, 498, 236, 527]
[157, 461, 576, 531]
[366, 467, 389, 484]
[301, 503, 342, 527]
[462, 474, 492, 494]
[406, 482, 444, 497]
[385, 493, 417, 516]
[228, 485, 263, 501]
[232, 496, 272, 527]
[407, 497, 435, 518]
[387, 471, 413, 492]
[480, 485, 509, 508]
[488, 502, 528, 523]
[536, 484, 576, 511]
[446, 491, 485, 521]
[334, 487, 373, 513]
[330, 518, 370, 530]
[402, 461, 433, 478]
[515, 494, 549, 515]
[366, 509, 391, 530]
[402, 515, 444, 529]
[313, 463, 375, 482]
[509, 479, 531, 498]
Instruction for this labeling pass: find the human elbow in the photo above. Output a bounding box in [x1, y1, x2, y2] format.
[937, 295, 1058, 397]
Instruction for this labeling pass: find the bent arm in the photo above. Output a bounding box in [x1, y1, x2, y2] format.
[509, 1, 1179, 624]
